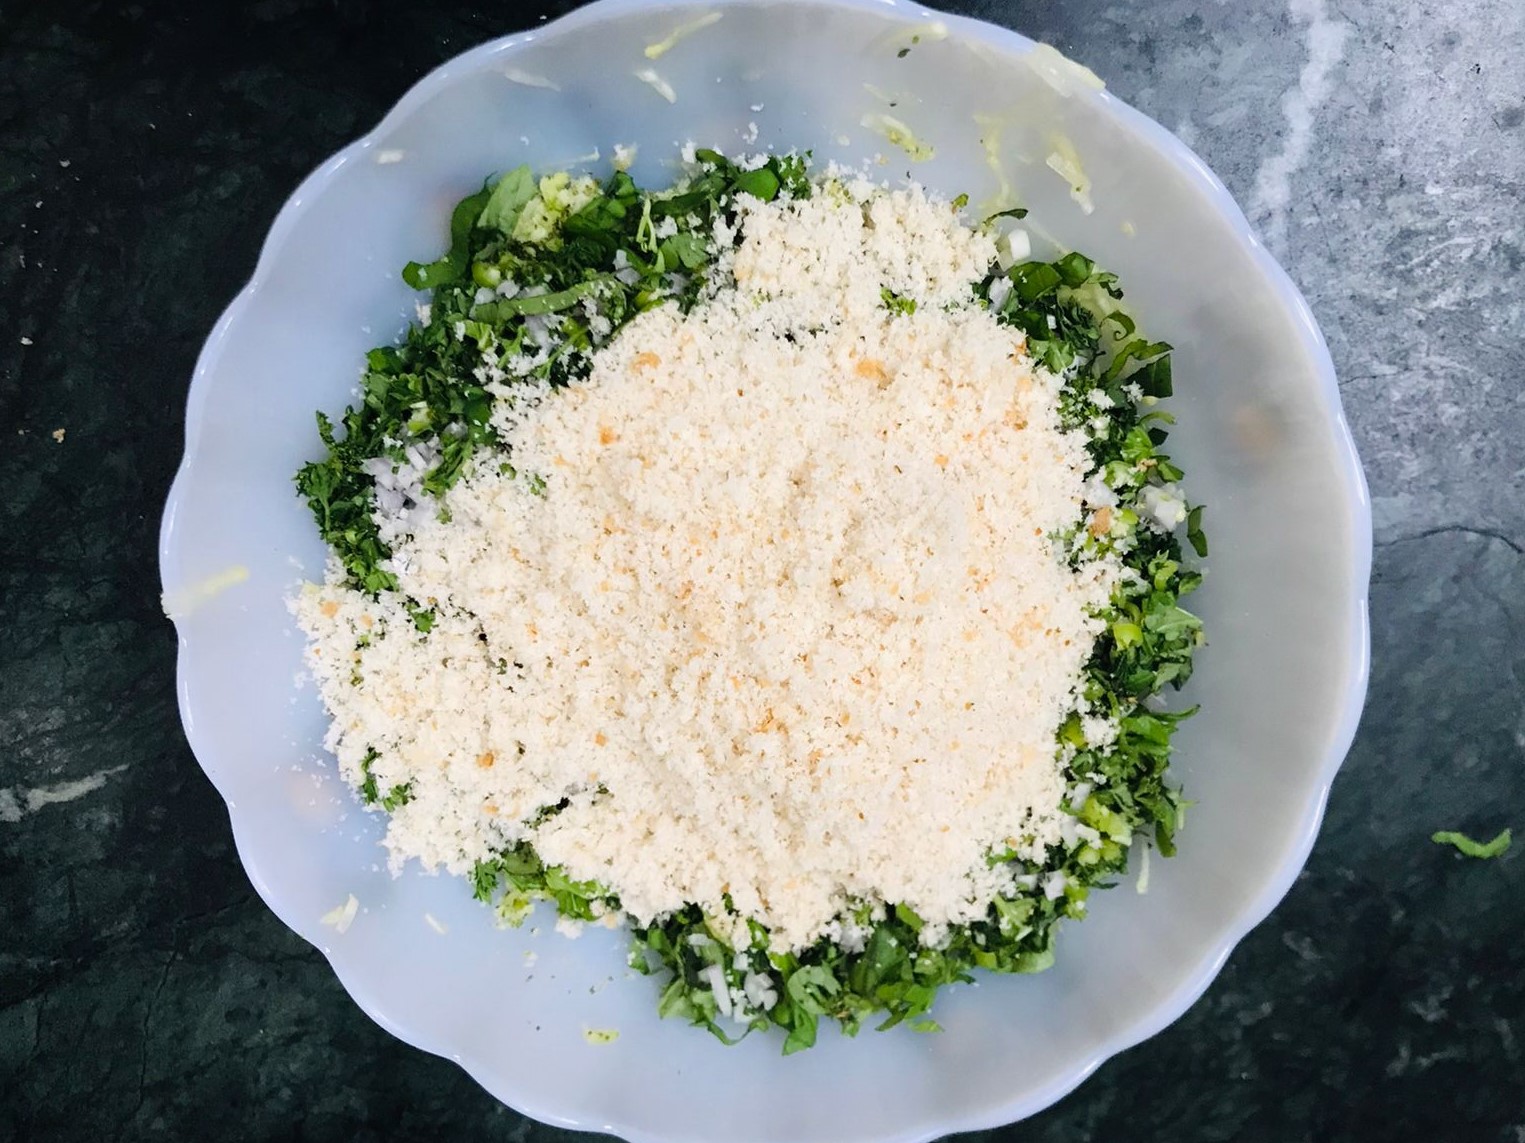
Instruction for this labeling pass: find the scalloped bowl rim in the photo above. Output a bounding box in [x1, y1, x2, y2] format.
[159, 0, 1372, 1138]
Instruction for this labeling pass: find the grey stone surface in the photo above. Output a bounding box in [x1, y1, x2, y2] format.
[0, 1, 1520, 1140]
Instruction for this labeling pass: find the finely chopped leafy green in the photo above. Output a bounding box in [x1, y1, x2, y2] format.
[296, 150, 1204, 1052]
[1432, 828, 1512, 859]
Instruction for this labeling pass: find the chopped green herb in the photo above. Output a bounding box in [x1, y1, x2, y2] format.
[381, 782, 414, 812]
[983, 205, 1029, 224]
[357, 749, 413, 811]
[1432, 828, 1511, 859]
[358, 749, 380, 805]
[477, 165, 539, 235]
[1186, 505, 1208, 557]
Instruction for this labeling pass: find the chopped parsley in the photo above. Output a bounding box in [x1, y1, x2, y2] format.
[358, 749, 413, 811]
[1432, 828, 1511, 859]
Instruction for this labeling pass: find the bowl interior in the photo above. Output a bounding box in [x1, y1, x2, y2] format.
[161, 2, 1370, 1140]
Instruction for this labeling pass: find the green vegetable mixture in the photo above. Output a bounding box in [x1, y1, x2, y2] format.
[296, 149, 1205, 1052]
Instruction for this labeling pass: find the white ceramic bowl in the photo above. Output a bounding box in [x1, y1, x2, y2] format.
[159, 1, 1371, 1139]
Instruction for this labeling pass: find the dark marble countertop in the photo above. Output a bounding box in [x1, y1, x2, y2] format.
[2, 1, 1521, 1139]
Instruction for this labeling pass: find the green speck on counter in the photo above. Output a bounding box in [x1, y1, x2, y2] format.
[1432, 828, 1511, 859]
[583, 1027, 619, 1045]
